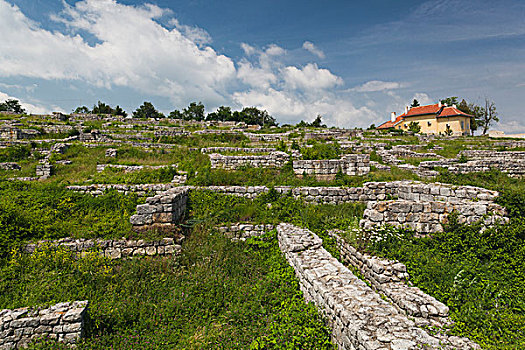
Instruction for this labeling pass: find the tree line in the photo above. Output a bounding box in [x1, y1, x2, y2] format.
[73, 101, 278, 127]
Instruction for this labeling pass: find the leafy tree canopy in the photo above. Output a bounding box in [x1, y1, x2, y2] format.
[133, 101, 164, 119]
[0, 99, 25, 114]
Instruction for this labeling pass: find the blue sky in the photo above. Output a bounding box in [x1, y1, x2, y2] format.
[0, 0, 524, 132]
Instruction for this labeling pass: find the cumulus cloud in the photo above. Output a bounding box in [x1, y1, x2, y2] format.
[302, 41, 325, 59]
[0, 0, 235, 106]
[412, 92, 434, 105]
[0, 0, 379, 127]
[282, 63, 343, 90]
[351, 80, 403, 92]
[0, 91, 60, 114]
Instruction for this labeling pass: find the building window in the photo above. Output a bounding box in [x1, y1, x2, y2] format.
[427, 121, 432, 126]
[461, 121, 464, 129]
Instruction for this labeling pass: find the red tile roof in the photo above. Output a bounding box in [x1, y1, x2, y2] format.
[438, 106, 473, 118]
[377, 115, 404, 129]
[400, 103, 441, 117]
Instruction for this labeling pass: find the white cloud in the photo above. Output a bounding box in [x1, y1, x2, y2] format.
[0, 0, 380, 128]
[232, 88, 377, 127]
[0, 0, 235, 106]
[412, 92, 434, 105]
[282, 63, 343, 90]
[265, 44, 286, 56]
[0, 91, 61, 114]
[240, 43, 256, 56]
[237, 60, 277, 90]
[302, 41, 325, 59]
[168, 18, 212, 45]
[493, 120, 525, 134]
[351, 80, 403, 92]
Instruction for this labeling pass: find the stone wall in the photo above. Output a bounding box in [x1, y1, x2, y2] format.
[0, 301, 88, 349]
[0, 162, 21, 171]
[276, 223, 478, 350]
[66, 184, 178, 196]
[130, 187, 189, 231]
[209, 151, 289, 170]
[24, 237, 182, 259]
[328, 229, 457, 326]
[361, 199, 507, 234]
[217, 223, 274, 241]
[35, 162, 52, 179]
[201, 147, 276, 154]
[96, 164, 175, 173]
[197, 181, 499, 204]
[292, 154, 370, 179]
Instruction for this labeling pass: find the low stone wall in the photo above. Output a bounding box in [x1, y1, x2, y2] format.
[105, 148, 117, 157]
[277, 223, 478, 350]
[292, 154, 370, 179]
[0, 301, 88, 349]
[67, 184, 178, 196]
[209, 151, 289, 170]
[461, 150, 525, 160]
[361, 199, 507, 234]
[201, 147, 276, 154]
[130, 187, 189, 231]
[0, 162, 21, 171]
[24, 237, 182, 259]
[448, 159, 525, 178]
[198, 181, 499, 204]
[96, 164, 175, 173]
[35, 162, 52, 179]
[217, 223, 274, 241]
[328, 230, 451, 326]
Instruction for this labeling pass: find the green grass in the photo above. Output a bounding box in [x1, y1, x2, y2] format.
[360, 217, 525, 349]
[1, 227, 335, 350]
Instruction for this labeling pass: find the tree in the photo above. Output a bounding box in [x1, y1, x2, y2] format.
[440, 97, 459, 106]
[411, 99, 420, 107]
[133, 101, 163, 119]
[74, 106, 90, 114]
[169, 109, 183, 119]
[310, 115, 326, 128]
[92, 101, 113, 115]
[113, 105, 127, 117]
[0, 99, 25, 114]
[182, 102, 205, 121]
[457, 99, 472, 114]
[239, 107, 277, 127]
[473, 98, 499, 135]
[206, 106, 232, 122]
[408, 121, 421, 133]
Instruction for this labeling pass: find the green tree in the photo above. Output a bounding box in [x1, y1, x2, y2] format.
[113, 105, 127, 117]
[440, 97, 459, 106]
[206, 106, 232, 122]
[310, 115, 326, 128]
[133, 101, 164, 119]
[411, 99, 420, 107]
[239, 107, 277, 127]
[0, 99, 25, 114]
[92, 101, 113, 115]
[169, 109, 183, 119]
[74, 106, 90, 114]
[408, 121, 421, 133]
[183, 102, 205, 121]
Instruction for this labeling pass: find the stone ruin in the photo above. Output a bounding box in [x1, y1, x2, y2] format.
[0, 301, 88, 349]
[277, 223, 479, 350]
[292, 154, 370, 179]
[209, 151, 289, 170]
